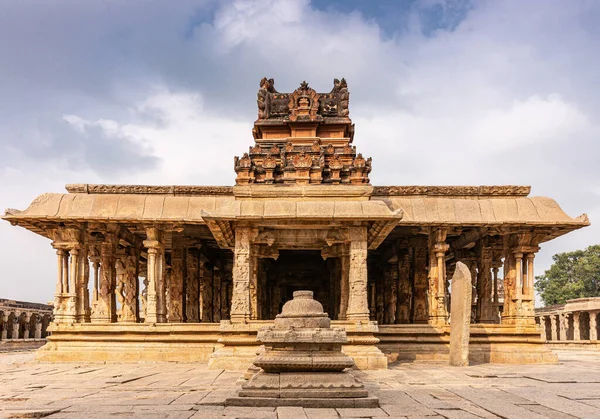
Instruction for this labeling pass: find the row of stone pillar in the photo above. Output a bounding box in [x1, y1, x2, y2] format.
[370, 230, 539, 326]
[52, 226, 231, 325]
[0, 311, 51, 339]
[540, 311, 599, 341]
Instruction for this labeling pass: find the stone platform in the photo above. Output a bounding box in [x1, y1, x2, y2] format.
[2, 350, 600, 418]
[37, 322, 556, 367]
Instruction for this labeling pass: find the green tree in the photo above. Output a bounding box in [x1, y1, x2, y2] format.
[535, 244, 600, 306]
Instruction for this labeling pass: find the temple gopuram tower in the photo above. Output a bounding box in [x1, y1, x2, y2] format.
[2, 78, 589, 367]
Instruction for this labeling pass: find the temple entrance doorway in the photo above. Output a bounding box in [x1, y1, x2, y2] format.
[260, 250, 339, 320]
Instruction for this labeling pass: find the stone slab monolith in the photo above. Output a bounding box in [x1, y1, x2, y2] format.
[449, 262, 472, 366]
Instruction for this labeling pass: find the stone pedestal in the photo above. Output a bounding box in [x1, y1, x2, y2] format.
[226, 291, 378, 408]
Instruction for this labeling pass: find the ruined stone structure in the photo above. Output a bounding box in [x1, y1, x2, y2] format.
[0, 299, 53, 341]
[536, 297, 600, 345]
[2, 78, 590, 367]
[227, 290, 378, 407]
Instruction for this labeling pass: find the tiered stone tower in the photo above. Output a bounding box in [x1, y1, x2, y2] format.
[234, 78, 371, 185]
[227, 290, 378, 407]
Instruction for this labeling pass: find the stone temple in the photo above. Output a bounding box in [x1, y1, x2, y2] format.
[2, 78, 590, 368]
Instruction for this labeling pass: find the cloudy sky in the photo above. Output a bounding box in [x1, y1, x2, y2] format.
[1, 0, 598, 304]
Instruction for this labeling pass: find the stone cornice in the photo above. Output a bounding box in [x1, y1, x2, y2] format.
[372, 185, 531, 197]
[65, 184, 234, 196]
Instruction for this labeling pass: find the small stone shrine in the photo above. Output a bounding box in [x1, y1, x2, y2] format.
[226, 290, 378, 407]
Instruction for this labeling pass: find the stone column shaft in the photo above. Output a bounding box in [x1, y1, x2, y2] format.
[428, 229, 448, 325]
[590, 311, 598, 341]
[573, 312, 581, 341]
[559, 314, 569, 341]
[524, 253, 535, 300]
[346, 227, 369, 322]
[185, 249, 200, 322]
[339, 248, 349, 320]
[539, 316, 547, 341]
[230, 227, 252, 322]
[168, 237, 184, 323]
[550, 315, 558, 341]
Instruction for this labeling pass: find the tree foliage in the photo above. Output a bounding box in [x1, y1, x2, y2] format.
[535, 244, 600, 306]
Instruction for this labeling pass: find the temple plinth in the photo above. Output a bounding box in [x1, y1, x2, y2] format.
[1, 78, 589, 366]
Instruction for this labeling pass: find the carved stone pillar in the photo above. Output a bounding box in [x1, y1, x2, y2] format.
[477, 246, 495, 323]
[34, 316, 42, 339]
[539, 316, 547, 341]
[117, 250, 139, 323]
[22, 313, 31, 339]
[185, 248, 200, 322]
[346, 227, 369, 322]
[53, 249, 67, 322]
[213, 268, 222, 322]
[168, 236, 184, 323]
[396, 251, 411, 324]
[74, 243, 90, 323]
[550, 315, 558, 341]
[338, 246, 349, 320]
[222, 260, 233, 320]
[428, 228, 448, 325]
[383, 264, 396, 324]
[12, 315, 20, 339]
[573, 312, 581, 341]
[559, 313, 569, 341]
[1, 314, 7, 340]
[89, 249, 100, 320]
[250, 256, 258, 320]
[230, 227, 252, 322]
[90, 233, 117, 323]
[590, 311, 598, 341]
[492, 260, 501, 323]
[412, 239, 429, 324]
[144, 227, 166, 323]
[200, 261, 213, 322]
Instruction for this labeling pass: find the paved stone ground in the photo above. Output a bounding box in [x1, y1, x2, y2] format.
[1, 350, 600, 418]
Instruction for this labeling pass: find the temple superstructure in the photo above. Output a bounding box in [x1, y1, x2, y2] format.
[2, 78, 590, 367]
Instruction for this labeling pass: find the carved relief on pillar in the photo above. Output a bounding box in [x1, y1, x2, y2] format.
[477, 245, 495, 323]
[12, 315, 20, 339]
[383, 263, 397, 325]
[167, 236, 184, 323]
[185, 248, 200, 322]
[412, 239, 429, 324]
[117, 250, 139, 323]
[221, 260, 233, 321]
[346, 227, 370, 322]
[34, 315, 43, 339]
[338, 245, 349, 320]
[22, 313, 31, 339]
[396, 250, 412, 324]
[92, 232, 117, 323]
[200, 259, 213, 322]
[213, 267, 222, 322]
[51, 227, 85, 324]
[230, 227, 254, 322]
[549, 315, 558, 340]
[250, 255, 258, 320]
